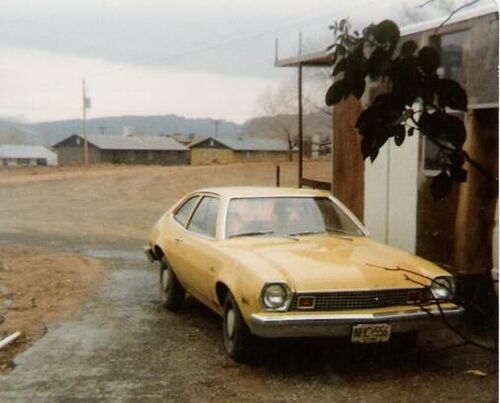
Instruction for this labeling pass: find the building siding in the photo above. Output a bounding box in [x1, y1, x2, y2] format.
[191, 148, 234, 165]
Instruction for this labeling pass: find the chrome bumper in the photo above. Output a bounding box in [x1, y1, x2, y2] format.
[249, 306, 464, 338]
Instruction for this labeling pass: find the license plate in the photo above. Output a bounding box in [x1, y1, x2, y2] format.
[351, 323, 391, 343]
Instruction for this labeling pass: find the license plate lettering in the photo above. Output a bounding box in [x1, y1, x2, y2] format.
[351, 323, 391, 343]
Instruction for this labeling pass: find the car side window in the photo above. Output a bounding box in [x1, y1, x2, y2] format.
[187, 196, 219, 238]
[173, 196, 199, 227]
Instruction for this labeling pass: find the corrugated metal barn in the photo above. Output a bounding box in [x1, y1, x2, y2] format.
[53, 134, 190, 166]
[0, 145, 58, 166]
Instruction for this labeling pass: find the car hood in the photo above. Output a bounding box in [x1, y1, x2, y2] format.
[221, 235, 448, 292]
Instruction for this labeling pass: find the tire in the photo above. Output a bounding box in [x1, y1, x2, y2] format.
[222, 292, 252, 361]
[159, 257, 185, 311]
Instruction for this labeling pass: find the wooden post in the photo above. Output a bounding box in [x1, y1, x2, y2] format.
[298, 62, 303, 188]
[276, 165, 280, 187]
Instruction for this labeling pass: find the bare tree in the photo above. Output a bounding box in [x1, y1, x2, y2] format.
[257, 85, 299, 161]
[400, 0, 472, 25]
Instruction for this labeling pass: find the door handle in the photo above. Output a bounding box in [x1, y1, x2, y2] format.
[174, 237, 183, 243]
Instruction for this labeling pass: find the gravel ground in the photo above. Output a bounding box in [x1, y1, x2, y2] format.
[0, 163, 497, 402]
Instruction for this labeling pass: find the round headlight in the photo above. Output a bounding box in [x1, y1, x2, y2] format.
[262, 284, 289, 310]
[430, 276, 454, 300]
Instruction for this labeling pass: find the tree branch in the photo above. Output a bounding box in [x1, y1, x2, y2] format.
[433, 0, 482, 35]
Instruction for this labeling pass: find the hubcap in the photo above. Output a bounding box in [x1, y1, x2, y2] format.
[226, 308, 235, 339]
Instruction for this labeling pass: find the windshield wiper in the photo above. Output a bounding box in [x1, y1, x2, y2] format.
[325, 227, 356, 239]
[287, 230, 325, 237]
[228, 230, 274, 238]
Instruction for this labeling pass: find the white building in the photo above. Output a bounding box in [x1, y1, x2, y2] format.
[0, 145, 58, 166]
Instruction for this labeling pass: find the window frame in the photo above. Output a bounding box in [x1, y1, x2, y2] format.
[173, 195, 201, 228]
[185, 195, 220, 240]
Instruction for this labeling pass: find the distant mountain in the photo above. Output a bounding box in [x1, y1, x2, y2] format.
[0, 111, 332, 147]
[241, 111, 332, 143]
[0, 114, 242, 146]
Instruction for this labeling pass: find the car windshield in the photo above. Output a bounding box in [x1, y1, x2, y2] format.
[226, 197, 364, 239]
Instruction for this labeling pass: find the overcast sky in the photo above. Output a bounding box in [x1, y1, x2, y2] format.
[0, 0, 493, 123]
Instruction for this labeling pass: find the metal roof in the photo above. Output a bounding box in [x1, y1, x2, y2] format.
[0, 145, 57, 160]
[275, 4, 497, 68]
[57, 134, 189, 151]
[189, 136, 290, 152]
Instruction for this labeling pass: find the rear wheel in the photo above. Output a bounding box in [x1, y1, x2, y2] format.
[222, 292, 252, 361]
[159, 258, 185, 311]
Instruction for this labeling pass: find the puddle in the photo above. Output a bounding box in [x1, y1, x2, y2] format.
[80, 249, 145, 262]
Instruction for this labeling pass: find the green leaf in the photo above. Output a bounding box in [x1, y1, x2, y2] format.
[448, 152, 465, 166]
[333, 58, 348, 76]
[418, 111, 466, 149]
[401, 40, 417, 57]
[325, 80, 346, 106]
[442, 114, 466, 148]
[450, 166, 468, 182]
[370, 148, 379, 162]
[352, 78, 366, 99]
[431, 171, 453, 200]
[366, 47, 389, 80]
[436, 78, 468, 111]
[394, 126, 405, 146]
[373, 20, 400, 51]
[392, 109, 413, 125]
[418, 46, 441, 74]
[361, 137, 374, 160]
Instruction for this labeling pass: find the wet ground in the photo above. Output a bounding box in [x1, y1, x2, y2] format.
[0, 164, 497, 402]
[0, 232, 496, 402]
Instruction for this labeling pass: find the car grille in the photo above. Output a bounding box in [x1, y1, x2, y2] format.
[289, 288, 427, 311]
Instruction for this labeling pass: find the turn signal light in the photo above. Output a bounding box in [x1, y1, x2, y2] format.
[297, 296, 315, 309]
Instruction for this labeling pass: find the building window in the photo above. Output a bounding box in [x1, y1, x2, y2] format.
[17, 158, 30, 165]
[431, 30, 468, 85]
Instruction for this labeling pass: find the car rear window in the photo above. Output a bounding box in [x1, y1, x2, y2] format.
[174, 196, 199, 227]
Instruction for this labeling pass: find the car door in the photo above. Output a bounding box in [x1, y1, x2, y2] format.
[174, 195, 221, 305]
[164, 195, 201, 291]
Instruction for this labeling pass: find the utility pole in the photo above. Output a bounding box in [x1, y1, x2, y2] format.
[297, 32, 303, 188]
[214, 120, 221, 138]
[82, 80, 89, 166]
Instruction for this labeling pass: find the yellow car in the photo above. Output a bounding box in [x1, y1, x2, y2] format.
[145, 187, 463, 360]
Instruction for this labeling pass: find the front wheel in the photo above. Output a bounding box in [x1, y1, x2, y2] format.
[159, 258, 185, 311]
[222, 292, 252, 361]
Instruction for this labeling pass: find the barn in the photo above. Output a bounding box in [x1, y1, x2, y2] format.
[0, 145, 57, 166]
[189, 136, 293, 165]
[53, 134, 190, 166]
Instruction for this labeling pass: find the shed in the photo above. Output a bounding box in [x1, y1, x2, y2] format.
[0, 145, 57, 166]
[275, 4, 499, 276]
[53, 134, 190, 166]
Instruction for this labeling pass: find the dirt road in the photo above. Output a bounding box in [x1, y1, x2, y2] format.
[0, 162, 497, 402]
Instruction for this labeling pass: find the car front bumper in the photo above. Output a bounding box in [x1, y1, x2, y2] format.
[248, 305, 464, 338]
